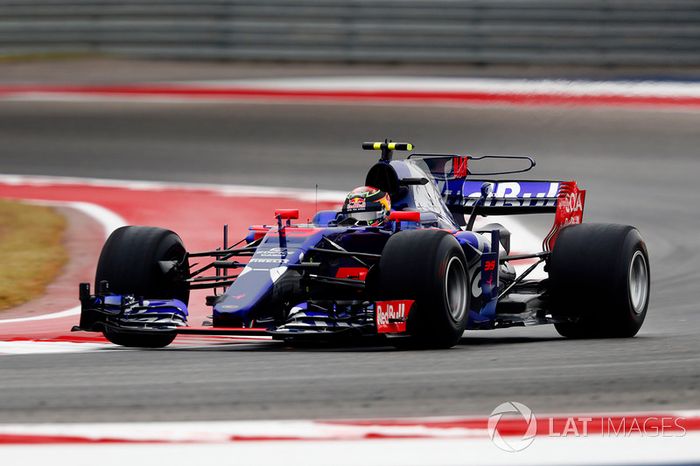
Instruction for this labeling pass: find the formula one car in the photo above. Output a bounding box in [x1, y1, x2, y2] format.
[74, 141, 650, 349]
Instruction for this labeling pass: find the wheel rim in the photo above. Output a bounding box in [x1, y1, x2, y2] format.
[445, 256, 467, 322]
[628, 250, 649, 314]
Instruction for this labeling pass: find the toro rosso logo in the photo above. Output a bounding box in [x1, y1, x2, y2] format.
[375, 300, 414, 334]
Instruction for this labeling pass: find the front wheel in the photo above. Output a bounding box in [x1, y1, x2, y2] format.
[95, 226, 189, 348]
[378, 230, 470, 349]
[549, 223, 650, 338]
[103, 329, 176, 349]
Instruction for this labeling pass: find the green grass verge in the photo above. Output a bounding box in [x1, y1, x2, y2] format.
[0, 199, 68, 311]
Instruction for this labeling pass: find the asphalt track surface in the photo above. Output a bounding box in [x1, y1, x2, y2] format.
[1, 99, 699, 422]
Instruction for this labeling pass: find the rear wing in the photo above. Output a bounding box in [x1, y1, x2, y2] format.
[363, 144, 586, 250]
[448, 180, 561, 215]
[408, 154, 573, 215]
[446, 179, 586, 250]
[407, 154, 586, 250]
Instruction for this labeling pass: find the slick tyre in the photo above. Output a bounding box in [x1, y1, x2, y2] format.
[95, 226, 189, 348]
[103, 329, 176, 349]
[379, 230, 469, 349]
[549, 223, 650, 338]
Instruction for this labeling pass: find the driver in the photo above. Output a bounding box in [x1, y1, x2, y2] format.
[339, 186, 391, 226]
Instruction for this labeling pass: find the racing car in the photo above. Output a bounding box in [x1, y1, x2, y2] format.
[74, 141, 650, 349]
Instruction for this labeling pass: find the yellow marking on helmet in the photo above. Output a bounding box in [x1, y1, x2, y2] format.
[379, 196, 391, 211]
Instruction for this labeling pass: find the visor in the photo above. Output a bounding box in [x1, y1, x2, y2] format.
[344, 210, 384, 223]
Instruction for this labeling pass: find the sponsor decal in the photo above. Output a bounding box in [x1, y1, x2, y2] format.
[479, 249, 499, 319]
[459, 181, 560, 208]
[249, 258, 290, 264]
[375, 300, 414, 333]
[544, 181, 586, 250]
[346, 197, 366, 211]
[556, 189, 585, 223]
[257, 247, 297, 257]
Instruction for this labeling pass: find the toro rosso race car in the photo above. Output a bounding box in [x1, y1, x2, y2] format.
[74, 141, 650, 349]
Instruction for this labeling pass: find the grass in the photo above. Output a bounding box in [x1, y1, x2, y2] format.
[0, 199, 68, 311]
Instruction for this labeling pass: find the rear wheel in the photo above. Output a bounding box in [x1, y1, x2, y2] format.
[549, 223, 650, 338]
[95, 226, 189, 348]
[379, 230, 469, 349]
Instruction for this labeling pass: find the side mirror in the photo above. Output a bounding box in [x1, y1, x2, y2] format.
[389, 211, 421, 223]
[274, 209, 299, 220]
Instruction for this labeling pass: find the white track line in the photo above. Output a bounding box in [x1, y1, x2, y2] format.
[0, 341, 111, 355]
[176, 76, 700, 97]
[0, 418, 483, 441]
[1, 410, 697, 441]
[2, 436, 699, 466]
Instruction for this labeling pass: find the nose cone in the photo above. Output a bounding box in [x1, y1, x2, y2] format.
[213, 268, 280, 326]
[212, 226, 329, 327]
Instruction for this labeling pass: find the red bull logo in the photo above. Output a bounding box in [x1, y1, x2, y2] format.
[375, 300, 414, 333]
[346, 196, 366, 211]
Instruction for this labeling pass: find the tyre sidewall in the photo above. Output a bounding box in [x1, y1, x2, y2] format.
[407, 234, 469, 343]
[609, 229, 649, 336]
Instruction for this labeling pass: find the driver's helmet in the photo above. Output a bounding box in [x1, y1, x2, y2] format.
[341, 186, 391, 225]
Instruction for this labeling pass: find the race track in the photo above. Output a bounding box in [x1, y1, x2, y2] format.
[1, 99, 699, 422]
